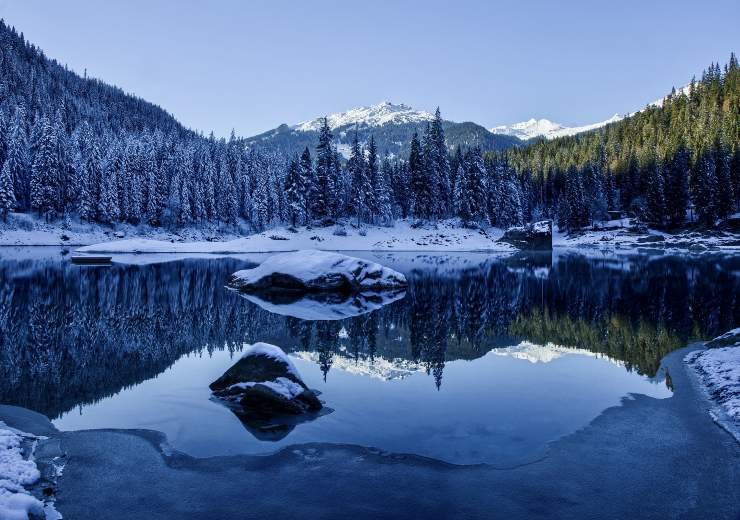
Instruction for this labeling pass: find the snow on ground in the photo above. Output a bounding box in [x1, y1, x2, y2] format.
[685, 344, 740, 442]
[229, 250, 407, 291]
[0, 421, 44, 520]
[554, 219, 740, 253]
[77, 220, 512, 254]
[0, 212, 247, 247]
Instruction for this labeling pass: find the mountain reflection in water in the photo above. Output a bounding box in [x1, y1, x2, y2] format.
[0, 250, 738, 421]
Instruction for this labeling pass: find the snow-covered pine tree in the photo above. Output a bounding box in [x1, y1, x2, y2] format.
[365, 136, 380, 222]
[30, 117, 59, 220]
[453, 163, 472, 226]
[3, 107, 29, 211]
[284, 157, 303, 227]
[465, 147, 488, 224]
[348, 131, 369, 225]
[409, 132, 429, 220]
[375, 153, 393, 225]
[429, 108, 451, 217]
[313, 118, 333, 220]
[0, 160, 16, 221]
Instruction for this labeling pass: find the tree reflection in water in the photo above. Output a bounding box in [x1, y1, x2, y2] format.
[0, 252, 737, 419]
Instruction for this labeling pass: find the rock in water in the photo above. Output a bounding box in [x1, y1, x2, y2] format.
[210, 343, 322, 417]
[498, 220, 553, 251]
[227, 250, 407, 293]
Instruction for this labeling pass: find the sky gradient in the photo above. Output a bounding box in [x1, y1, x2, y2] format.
[1, 0, 738, 137]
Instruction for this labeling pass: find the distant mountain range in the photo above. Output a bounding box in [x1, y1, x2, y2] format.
[243, 101, 520, 158]
[490, 114, 624, 141]
[243, 101, 638, 158]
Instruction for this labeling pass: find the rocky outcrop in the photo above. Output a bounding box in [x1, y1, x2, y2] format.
[498, 221, 553, 251]
[210, 343, 322, 419]
[706, 328, 740, 349]
[227, 250, 407, 293]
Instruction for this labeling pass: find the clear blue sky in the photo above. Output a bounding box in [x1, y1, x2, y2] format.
[1, 0, 738, 137]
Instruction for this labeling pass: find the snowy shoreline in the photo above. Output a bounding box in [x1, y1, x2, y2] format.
[685, 331, 740, 443]
[2, 212, 739, 255]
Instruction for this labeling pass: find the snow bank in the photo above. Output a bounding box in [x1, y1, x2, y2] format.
[76, 220, 513, 255]
[686, 346, 740, 440]
[0, 422, 44, 520]
[228, 250, 407, 292]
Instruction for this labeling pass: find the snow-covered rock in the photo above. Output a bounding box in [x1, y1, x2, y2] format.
[706, 328, 740, 349]
[238, 288, 405, 321]
[294, 101, 434, 132]
[0, 421, 44, 520]
[498, 220, 552, 250]
[227, 250, 407, 293]
[490, 114, 622, 141]
[210, 343, 322, 417]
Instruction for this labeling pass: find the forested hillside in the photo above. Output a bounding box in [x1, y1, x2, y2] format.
[506, 54, 740, 230]
[0, 17, 736, 234]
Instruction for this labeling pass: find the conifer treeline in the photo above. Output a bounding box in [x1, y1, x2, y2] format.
[506, 54, 740, 230]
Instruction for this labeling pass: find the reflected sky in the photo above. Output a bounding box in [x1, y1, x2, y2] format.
[53, 341, 671, 465]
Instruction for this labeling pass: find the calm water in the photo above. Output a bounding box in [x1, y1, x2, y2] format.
[1, 248, 738, 465]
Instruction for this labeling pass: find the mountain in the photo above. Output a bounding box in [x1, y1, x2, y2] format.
[243, 101, 521, 159]
[490, 114, 623, 141]
[0, 20, 188, 137]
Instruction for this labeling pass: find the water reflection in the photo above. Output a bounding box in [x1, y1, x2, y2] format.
[0, 249, 738, 424]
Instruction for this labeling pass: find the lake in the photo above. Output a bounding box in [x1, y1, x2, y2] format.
[1, 248, 738, 466]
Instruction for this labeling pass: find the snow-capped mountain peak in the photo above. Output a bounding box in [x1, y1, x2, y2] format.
[294, 101, 435, 132]
[490, 118, 564, 141]
[490, 114, 623, 141]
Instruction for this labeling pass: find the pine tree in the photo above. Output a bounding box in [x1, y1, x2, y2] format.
[428, 108, 451, 216]
[409, 132, 429, 219]
[313, 118, 334, 220]
[298, 147, 314, 224]
[0, 160, 16, 220]
[645, 160, 666, 226]
[348, 132, 370, 225]
[693, 148, 718, 227]
[664, 143, 690, 227]
[453, 163, 472, 225]
[30, 117, 58, 220]
[284, 157, 303, 227]
[365, 135, 380, 222]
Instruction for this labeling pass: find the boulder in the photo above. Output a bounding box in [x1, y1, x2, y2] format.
[498, 220, 553, 251]
[227, 250, 407, 293]
[210, 343, 322, 418]
[706, 328, 740, 349]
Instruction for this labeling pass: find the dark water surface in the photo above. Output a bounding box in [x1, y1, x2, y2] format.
[1, 248, 738, 465]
